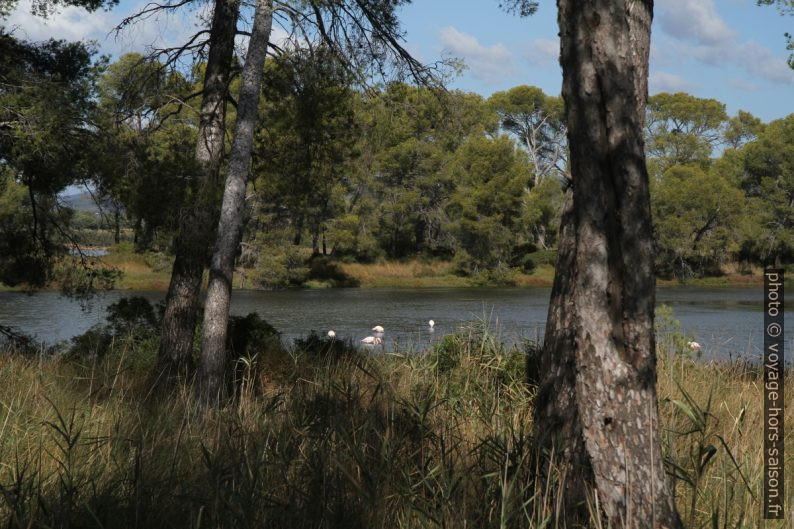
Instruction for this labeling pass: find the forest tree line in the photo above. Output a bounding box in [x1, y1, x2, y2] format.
[2, 43, 793, 290]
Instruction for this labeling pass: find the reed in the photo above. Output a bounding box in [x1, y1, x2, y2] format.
[0, 316, 790, 528]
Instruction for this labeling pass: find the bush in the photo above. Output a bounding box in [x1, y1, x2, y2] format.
[293, 331, 359, 360]
[469, 265, 518, 287]
[525, 249, 557, 267]
[509, 242, 538, 273]
[68, 296, 159, 359]
[106, 296, 159, 334]
[306, 256, 359, 287]
[254, 245, 310, 288]
[227, 313, 283, 358]
[143, 251, 173, 273]
[429, 334, 464, 373]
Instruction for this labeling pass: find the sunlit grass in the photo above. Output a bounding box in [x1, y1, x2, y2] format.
[340, 260, 556, 288]
[340, 260, 470, 287]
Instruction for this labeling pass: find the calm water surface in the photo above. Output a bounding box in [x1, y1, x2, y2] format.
[0, 287, 790, 359]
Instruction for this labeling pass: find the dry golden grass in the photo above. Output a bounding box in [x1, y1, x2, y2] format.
[1, 316, 790, 528]
[340, 260, 471, 287]
[340, 260, 556, 288]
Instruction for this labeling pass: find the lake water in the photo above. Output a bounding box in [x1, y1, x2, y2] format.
[0, 287, 790, 360]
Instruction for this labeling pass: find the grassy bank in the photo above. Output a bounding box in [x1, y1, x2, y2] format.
[1, 244, 785, 292]
[0, 318, 790, 528]
[338, 260, 556, 288]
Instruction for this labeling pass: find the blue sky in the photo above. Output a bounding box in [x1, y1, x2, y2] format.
[5, 0, 793, 121]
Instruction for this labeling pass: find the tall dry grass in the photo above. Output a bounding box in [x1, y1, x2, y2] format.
[0, 315, 790, 528]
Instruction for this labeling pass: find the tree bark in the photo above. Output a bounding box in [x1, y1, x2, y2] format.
[155, 0, 241, 380]
[197, 0, 273, 405]
[533, 1, 683, 527]
[113, 204, 121, 244]
[311, 226, 320, 255]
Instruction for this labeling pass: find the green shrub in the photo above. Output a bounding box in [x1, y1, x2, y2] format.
[525, 249, 558, 267]
[509, 242, 538, 272]
[293, 331, 360, 360]
[68, 296, 159, 359]
[469, 265, 518, 287]
[227, 313, 283, 358]
[254, 245, 310, 288]
[306, 256, 359, 287]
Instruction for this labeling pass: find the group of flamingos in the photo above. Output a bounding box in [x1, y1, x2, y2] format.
[325, 321, 436, 346]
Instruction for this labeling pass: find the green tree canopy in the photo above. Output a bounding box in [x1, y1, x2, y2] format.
[652, 164, 746, 278]
[646, 92, 728, 174]
[488, 85, 566, 186]
[0, 32, 102, 285]
[737, 114, 794, 265]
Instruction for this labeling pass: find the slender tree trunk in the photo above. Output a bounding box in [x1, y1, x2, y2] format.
[155, 0, 241, 380]
[534, 225, 547, 250]
[197, 0, 273, 405]
[533, 1, 683, 527]
[293, 215, 303, 245]
[311, 226, 320, 255]
[113, 205, 121, 244]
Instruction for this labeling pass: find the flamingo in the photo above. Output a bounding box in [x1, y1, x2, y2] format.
[327, 330, 336, 338]
[428, 319, 435, 329]
[361, 336, 383, 345]
[372, 325, 385, 334]
[687, 341, 701, 352]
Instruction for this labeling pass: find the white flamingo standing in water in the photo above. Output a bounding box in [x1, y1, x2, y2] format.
[372, 325, 384, 334]
[361, 336, 383, 345]
[687, 341, 701, 352]
[327, 330, 336, 339]
[428, 319, 435, 330]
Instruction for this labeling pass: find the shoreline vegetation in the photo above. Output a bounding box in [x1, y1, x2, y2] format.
[1, 311, 791, 528]
[0, 243, 784, 293]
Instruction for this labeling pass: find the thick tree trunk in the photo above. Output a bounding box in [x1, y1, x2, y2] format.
[533, 1, 683, 528]
[155, 0, 241, 380]
[197, 0, 273, 405]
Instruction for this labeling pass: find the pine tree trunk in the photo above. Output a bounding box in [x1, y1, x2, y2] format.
[293, 215, 303, 245]
[156, 0, 240, 380]
[197, 0, 273, 405]
[312, 227, 320, 256]
[113, 206, 121, 244]
[533, 1, 683, 527]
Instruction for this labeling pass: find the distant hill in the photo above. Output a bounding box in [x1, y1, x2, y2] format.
[60, 191, 110, 213]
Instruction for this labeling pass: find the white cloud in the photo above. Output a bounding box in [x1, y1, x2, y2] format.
[733, 40, 794, 84]
[649, 71, 699, 93]
[655, 0, 794, 85]
[524, 38, 558, 66]
[5, 0, 114, 43]
[657, 0, 735, 45]
[5, 0, 209, 59]
[438, 26, 516, 83]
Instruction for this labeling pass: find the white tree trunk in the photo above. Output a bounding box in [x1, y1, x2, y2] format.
[157, 0, 241, 379]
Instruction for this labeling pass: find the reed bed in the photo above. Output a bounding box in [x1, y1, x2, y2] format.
[0, 314, 790, 528]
